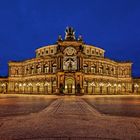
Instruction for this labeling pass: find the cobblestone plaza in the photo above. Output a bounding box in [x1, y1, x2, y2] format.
[0, 95, 139, 140]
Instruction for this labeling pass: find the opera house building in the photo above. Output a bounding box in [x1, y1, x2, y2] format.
[0, 27, 140, 95]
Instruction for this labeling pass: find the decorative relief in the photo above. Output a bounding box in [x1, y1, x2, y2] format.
[64, 47, 77, 56]
[63, 56, 77, 71]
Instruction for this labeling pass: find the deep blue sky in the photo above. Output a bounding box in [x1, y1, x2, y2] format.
[0, 0, 140, 77]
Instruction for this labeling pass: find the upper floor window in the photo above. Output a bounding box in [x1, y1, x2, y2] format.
[46, 50, 48, 54]
[37, 65, 42, 74]
[83, 64, 88, 73]
[87, 50, 90, 54]
[51, 49, 53, 53]
[44, 65, 49, 73]
[100, 52, 102, 56]
[52, 65, 57, 73]
[15, 69, 19, 75]
[99, 65, 103, 74]
[92, 50, 95, 54]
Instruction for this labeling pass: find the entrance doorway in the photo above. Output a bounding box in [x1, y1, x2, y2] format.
[65, 77, 75, 94]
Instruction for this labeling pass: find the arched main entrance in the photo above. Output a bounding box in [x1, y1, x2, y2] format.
[65, 77, 75, 94]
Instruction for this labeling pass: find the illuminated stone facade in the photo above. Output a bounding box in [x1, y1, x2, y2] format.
[0, 27, 140, 94]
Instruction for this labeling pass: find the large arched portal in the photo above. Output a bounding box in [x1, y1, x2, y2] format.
[65, 77, 75, 94]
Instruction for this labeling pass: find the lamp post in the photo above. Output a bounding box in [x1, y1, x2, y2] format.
[114, 83, 117, 94]
[118, 84, 121, 94]
[90, 82, 95, 94]
[36, 83, 40, 93]
[23, 83, 26, 93]
[19, 83, 22, 93]
[44, 82, 49, 94]
[15, 83, 18, 93]
[99, 82, 104, 94]
[107, 83, 111, 94]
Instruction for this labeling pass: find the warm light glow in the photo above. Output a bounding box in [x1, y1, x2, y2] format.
[44, 82, 49, 86]
[28, 83, 33, 86]
[107, 83, 112, 87]
[15, 83, 18, 86]
[99, 83, 104, 87]
[1, 83, 6, 87]
[19, 83, 22, 87]
[36, 83, 40, 86]
[114, 84, 117, 87]
[23, 83, 26, 86]
[118, 84, 121, 87]
[90, 82, 96, 86]
[134, 84, 139, 88]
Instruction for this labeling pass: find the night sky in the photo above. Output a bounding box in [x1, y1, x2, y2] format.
[0, 0, 140, 77]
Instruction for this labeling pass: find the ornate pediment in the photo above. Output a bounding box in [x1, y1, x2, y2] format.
[64, 47, 77, 56]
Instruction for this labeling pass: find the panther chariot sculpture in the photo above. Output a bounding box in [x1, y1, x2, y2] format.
[65, 27, 76, 41]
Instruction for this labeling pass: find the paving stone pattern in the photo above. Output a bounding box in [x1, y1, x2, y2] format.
[0, 96, 139, 140]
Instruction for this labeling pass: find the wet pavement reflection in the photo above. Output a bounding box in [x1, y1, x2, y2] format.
[84, 96, 140, 118]
[0, 95, 56, 117]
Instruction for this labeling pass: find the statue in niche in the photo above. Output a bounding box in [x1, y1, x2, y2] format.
[63, 57, 77, 71]
[68, 60, 73, 71]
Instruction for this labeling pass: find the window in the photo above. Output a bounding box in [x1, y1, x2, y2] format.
[46, 50, 48, 54]
[52, 66, 57, 73]
[16, 69, 19, 75]
[83, 65, 88, 73]
[51, 49, 53, 53]
[91, 65, 96, 73]
[37, 65, 41, 73]
[44, 65, 49, 73]
[99, 65, 103, 74]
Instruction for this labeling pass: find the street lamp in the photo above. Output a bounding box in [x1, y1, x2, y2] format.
[36, 83, 40, 93]
[118, 84, 121, 94]
[107, 83, 112, 94]
[44, 82, 49, 94]
[23, 83, 26, 93]
[114, 83, 117, 94]
[19, 83, 22, 93]
[99, 82, 104, 94]
[90, 82, 96, 94]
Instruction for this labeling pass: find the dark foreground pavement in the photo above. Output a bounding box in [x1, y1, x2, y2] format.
[0, 95, 139, 140]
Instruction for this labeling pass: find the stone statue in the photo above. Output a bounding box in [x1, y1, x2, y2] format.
[58, 35, 63, 41]
[68, 60, 73, 71]
[65, 27, 76, 41]
[78, 35, 83, 41]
